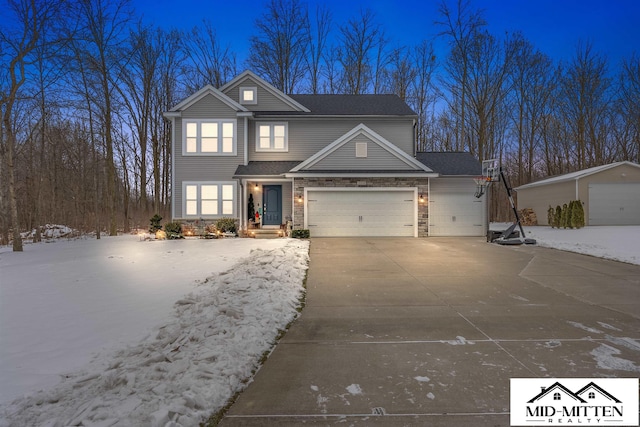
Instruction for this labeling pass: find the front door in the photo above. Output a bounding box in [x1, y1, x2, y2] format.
[262, 185, 282, 226]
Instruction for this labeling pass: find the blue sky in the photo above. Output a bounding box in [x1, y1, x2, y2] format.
[135, 0, 640, 68]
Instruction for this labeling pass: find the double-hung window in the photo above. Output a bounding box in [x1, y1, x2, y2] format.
[183, 120, 236, 155]
[183, 182, 236, 217]
[256, 123, 288, 152]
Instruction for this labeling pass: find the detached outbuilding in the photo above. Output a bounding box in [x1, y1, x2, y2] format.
[515, 161, 640, 226]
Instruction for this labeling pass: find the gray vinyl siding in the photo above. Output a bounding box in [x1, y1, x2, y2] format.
[223, 76, 298, 111]
[307, 134, 417, 170]
[249, 118, 414, 162]
[182, 94, 239, 119]
[173, 95, 245, 219]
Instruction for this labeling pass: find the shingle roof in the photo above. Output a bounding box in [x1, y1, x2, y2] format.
[259, 94, 418, 116]
[515, 161, 640, 189]
[415, 152, 482, 176]
[233, 161, 303, 177]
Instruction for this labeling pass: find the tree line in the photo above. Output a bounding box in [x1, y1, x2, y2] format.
[1, 0, 639, 250]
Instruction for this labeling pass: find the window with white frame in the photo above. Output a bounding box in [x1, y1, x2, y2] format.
[256, 123, 288, 152]
[183, 182, 236, 217]
[183, 120, 236, 155]
[240, 87, 257, 105]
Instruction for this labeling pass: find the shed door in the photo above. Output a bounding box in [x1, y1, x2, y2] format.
[429, 179, 486, 236]
[589, 183, 640, 225]
[306, 190, 416, 237]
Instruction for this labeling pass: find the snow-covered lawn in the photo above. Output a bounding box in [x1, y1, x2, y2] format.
[494, 224, 640, 266]
[0, 225, 638, 425]
[0, 235, 309, 426]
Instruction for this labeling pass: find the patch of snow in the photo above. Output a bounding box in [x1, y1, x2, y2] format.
[0, 236, 309, 426]
[597, 322, 623, 332]
[445, 336, 474, 345]
[567, 321, 603, 334]
[590, 343, 640, 372]
[517, 225, 640, 266]
[346, 384, 363, 395]
[426, 392, 435, 400]
[414, 376, 430, 383]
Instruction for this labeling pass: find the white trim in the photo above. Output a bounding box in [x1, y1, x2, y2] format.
[181, 181, 238, 218]
[171, 116, 176, 220]
[303, 187, 418, 237]
[515, 161, 640, 190]
[286, 172, 437, 178]
[239, 86, 257, 105]
[255, 122, 289, 152]
[181, 119, 237, 156]
[243, 116, 249, 165]
[290, 124, 433, 172]
[219, 70, 311, 112]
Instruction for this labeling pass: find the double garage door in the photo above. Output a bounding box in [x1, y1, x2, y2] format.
[306, 189, 416, 237]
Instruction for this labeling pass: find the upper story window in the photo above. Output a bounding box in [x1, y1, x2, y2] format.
[240, 87, 257, 105]
[183, 119, 236, 155]
[256, 123, 288, 152]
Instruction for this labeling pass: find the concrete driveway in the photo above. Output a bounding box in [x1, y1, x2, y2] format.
[220, 237, 640, 426]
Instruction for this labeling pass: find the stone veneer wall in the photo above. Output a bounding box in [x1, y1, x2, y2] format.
[293, 177, 430, 237]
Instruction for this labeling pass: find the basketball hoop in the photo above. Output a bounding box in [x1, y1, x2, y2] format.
[474, 176, 490, 198]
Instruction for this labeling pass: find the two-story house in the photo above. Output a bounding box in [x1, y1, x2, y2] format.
[163, 70, 485, 237]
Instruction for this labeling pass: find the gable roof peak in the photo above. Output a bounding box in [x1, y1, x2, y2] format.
[167, 84, 248, 114]
[219, 70, 310, 113]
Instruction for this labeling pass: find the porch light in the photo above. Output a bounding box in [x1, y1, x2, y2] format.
[297, 195, 303, 203]
[419, 194, 425, 203]
[254, 183, 259, 191]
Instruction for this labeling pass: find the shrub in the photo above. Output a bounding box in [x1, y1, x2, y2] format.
[164, 221, 183, 239]
[561, 203, 570, 228]
[291, 229, 310, 239]
[149, 214, 162, 233]
[216, 218, 237, 234]
[547, 206, 556, 228]
[571, 200, 585, 229]
[554, 205, 562, 228]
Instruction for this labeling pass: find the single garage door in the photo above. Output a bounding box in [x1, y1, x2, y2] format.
[429, 179, 485, 236]
[306, 189, 416, 237]
[589, 183, 640, 225]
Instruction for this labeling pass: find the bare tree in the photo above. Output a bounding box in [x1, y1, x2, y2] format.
[508, 33, 554, 184]
[118, 23, 163, 215]
[305, 4, 331, 94]
[617, 54, 640, 163]
[153, 28, 183, 215]
[0, 0, 63, 251]
[248, 0, 310, 93]
[182, 21, 236, 91]
[409, 40, 438, 151]
[436, 0, 486, 151]
[557, 41, 612, 169]
[73, 0, 132, 236]
[337, 9, 384, 94]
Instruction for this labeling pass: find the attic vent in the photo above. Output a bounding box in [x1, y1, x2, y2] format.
[355, 142, 367, 158]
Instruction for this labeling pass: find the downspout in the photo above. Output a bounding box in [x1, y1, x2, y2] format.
[244, 116, 248, 166]
[171, 116, 176, 220]
[240, 180, 245, 231]
[575, 178, 579, 200]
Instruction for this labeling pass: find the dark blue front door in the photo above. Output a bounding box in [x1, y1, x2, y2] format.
[262, 185, 282, 225]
